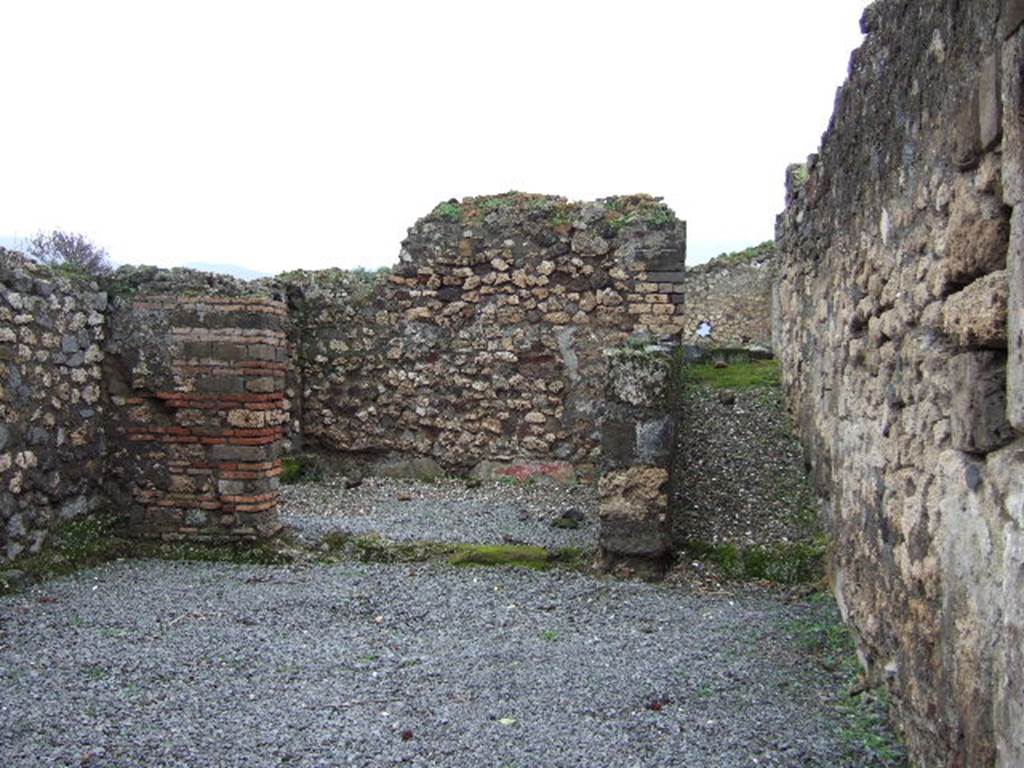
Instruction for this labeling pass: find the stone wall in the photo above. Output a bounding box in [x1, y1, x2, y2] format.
[775, 1, 1024, 765]
[285, 193, 688, 478]
[1, 194, 779, 557]
[104, 271, 288, 541]
[284, 216, 777, 485]
[680, 243, 775, 349]
[598, 346, 677, 573]
[0, 250, 108, 560]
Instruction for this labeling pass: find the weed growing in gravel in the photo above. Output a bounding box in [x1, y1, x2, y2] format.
[539, 629, 561, 641]
[785, 600, 908, 767]
[84, 664, 109, 681]
[679, 537, 827, 585]
[280, 454, 324, 484]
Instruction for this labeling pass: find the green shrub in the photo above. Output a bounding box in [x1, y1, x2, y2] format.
[280, 455, 322, 485]
[431, 201, 462, 221]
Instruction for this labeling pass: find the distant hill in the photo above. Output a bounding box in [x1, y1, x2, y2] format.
[0, 235, 29, 252]
[182, 262, 270, 280]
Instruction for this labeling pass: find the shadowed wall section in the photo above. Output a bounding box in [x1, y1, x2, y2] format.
[776, 1, 1024, 764]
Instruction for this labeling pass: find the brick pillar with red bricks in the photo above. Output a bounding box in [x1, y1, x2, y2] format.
[110, 293, 288, 541]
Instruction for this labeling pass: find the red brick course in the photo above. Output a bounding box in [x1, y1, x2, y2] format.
[117, 295, 287, 541]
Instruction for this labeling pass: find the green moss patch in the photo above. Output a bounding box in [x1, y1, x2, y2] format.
[681, 537, 826, 585]
[685, 359, 781, 390]
[701, 240, 775, 270]
[320, 533, 588, 571]
[3, 520, 590, 596]
[1, 513, 131, 593]
[135, 538, 297, 566]
[449, 544, 551, 569]
[0, 515, 306, 595]
[352, 535, 455, 564]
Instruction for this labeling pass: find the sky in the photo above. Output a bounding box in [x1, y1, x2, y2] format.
[0, 1, 868, 274]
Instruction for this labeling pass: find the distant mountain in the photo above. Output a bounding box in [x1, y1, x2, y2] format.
[182, 262, 270, 280]
[0, 235, 29, 252]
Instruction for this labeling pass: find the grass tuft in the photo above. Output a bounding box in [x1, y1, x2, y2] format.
[684, 359, 780, 390]
[784, 604, 908, 766]
[280, 455, 323, 485]
[680, 537, 827, 585]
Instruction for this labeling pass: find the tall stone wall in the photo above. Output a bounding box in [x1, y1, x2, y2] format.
[104, 272, 288, 541]
[0, 250, 109, 560]
[776, 1, 1023, 765]
[285, 193, 688, 477]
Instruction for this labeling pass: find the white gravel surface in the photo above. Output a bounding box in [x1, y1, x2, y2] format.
[0, 559, 895, 767]
[280, 478, 599, 551]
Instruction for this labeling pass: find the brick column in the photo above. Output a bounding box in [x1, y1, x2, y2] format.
[116, 295, 287, 541]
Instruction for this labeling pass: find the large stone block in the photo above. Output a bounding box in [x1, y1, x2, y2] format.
[950, 352, 1015, 453]
[944, 214, 1009, 288]
[601, 418, 638, 467]
[955, 90, 982, 171]
[942, 271, 1009, 349]
[1003, 30, 1024, 205]
[598, 466, 670, 558]
[980, 52, 1004, 152]
[601, 415, 675, 469]
[986, 439, 1024, 767]
[208, 443, 279, 464]
[604, 348, 672, 407]
[1010, 208, 1024, 430]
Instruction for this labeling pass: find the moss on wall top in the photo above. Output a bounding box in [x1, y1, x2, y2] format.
[689, 241, 776, 275]
[423, 191, 680, 232]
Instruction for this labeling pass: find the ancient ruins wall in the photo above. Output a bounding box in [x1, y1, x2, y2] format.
[104, 271, 288, 541]
[1, 195, 778, 555]
[680, 246, 775, 349]
[0, 250, 109, 560]
[286, 194, 689, 477]
[775, 1, 1023, 764]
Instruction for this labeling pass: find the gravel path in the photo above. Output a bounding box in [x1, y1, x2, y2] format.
[280, 478, 599, 551]
[1, 559, 887, 767]
[672, 387, 818, 548]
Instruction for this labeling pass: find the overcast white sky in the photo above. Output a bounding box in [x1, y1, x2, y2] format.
[1, 1, 867, 274]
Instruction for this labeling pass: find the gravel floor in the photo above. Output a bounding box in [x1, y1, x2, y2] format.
[672, 387, 818, 548]
[0, 559, 887, 768]
[280, 478, 599, 551]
